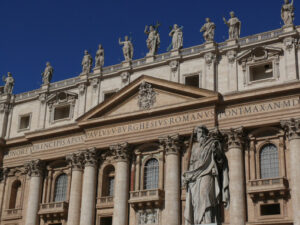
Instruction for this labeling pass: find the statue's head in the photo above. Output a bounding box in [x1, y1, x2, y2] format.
[149, 25, 154, 31]
[194, 125, 208, 142]
[230, 11, 235, 18]
[125, 36, 129, 41]
[46, 62, 50, 66]
[206, 17, 211, 22]
[7, 72, 12, 77]
[174, 24, 178, 29]
[84, 50, 89, 55]
[99, 44, 103, 49]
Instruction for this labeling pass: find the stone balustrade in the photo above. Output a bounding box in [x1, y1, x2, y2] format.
[96, 196, 114, 209]
[2, 208, 23, 220]
[38, 201, 68, 219]
[129, 189, 164, 209]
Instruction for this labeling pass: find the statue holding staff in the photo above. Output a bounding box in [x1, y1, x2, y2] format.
[82, 50, 93, 73]
[169, 24, 183, 50]
[144, 22, 161, 56]
[182, 126, 229, 224]
[281, 0, 294, 26]
[119, 36, 134, 61]
[95, 45, 104, 68]
[223, 11, 241, 40]
[2, 72, 14, 94]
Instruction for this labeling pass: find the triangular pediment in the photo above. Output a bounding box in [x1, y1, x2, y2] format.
[77, 75, 219, 124]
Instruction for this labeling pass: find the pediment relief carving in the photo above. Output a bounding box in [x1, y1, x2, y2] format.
[47, 91, 78, 109]
[237, 46, 283, 64]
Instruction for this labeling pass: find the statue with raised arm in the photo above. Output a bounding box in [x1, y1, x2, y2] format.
[182, 126, 229, 225]
[169, 24, 183, 50]
[200, 18, 216, 42]
[41, 62, 53, 85]
[281, 0, 294, 26]
[81, 50, 93, 74]
[223, 11, 241, 40]
[144, 23, 161, 56]
[119, 36, 134, 61]
[95, 44, 104, 68]
[2, 72, 14, 94]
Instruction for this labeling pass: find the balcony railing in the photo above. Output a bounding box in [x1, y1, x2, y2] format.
[38, 201, 68, 219]
[129, 189, 164, 209]
[96, 196, 114, 209]
[248, 177, 289, 199]
[2, 208, 22, 220]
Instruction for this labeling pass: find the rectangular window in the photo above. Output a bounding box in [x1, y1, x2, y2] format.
[260, 204, 280, 216]
[54, 105, 70, 121]
[250, 62, 273, 81]
[19, 115, 31, 130]
[100, 217, 112, 225]
[104, 92, 116, 101]
[185, 75, 199, 88]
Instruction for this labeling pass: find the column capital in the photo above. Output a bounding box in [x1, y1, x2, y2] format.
[281, 118, 300, 140]
[159, 134, 182, 155]
[82, 148, 98, 167]
[24, 159, 45, 177]
[66, 152, 84, 171]
[224, 127, 245, 150]
[110, 142, 131, 162]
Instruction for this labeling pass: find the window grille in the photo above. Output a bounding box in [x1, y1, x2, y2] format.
[108, 177, 114, 196]
[54, 174, 68, 202]
[260, 144, 279, 179]
[144, 158, 159, 190]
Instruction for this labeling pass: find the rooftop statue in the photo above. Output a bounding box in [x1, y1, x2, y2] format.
[182, 126, 229, 225]
[200, 18, 216, 42]
[41, 62, 53, 85]
[2, 72, 15, 94]
[119, 36, 134, 61]
[223, 11, 241, 40]
[282, 0, 294, 26]
[95, 44, 104, 68]
[144, 23, 161, 56]
[82, 50, 93, 74]
[169, 24, 183, 50]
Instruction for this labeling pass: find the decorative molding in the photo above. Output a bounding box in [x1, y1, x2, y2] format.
[159, 134, 182, 155]
[204, 52, 216, 67]
[66, 152, 84, 171]
[121, 71, 130, 84]
[283, 37, 297, 52]
[225, 127, 245, 149]
[237, 46, 283, 63]
[78, 83, 86, 95]
[226, 50, 237, 64]
[91, 78, 99, 89]
[24, 159, 45, 177]
[0, 103, 10, 113]
[138, 81, 157, 110]
[281, 118, 300, 140]
[110, 142, 131, 162]
[169, 60, 179, 71]
[38, 93, 47, 103]
[83, 147, 98, 167]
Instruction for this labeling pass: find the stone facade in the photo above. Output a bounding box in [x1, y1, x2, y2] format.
[0, 19, 300, 225]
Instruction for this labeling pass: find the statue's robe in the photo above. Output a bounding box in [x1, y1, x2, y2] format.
[183, 137, 229, 224]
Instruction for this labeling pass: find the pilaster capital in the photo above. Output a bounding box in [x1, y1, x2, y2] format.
[281, 118, 300, 140]
[82, 148, 98, 167]
[224, 127, 245, 150]
[110, 142, 131, 162]
[24, 159, 45, 177]
[66, 152, 84, 171]
[159, 134, 182, 155]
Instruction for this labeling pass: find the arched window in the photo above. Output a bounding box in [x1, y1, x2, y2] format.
[260, 144, 279, 179]
[9, 180, 21, 209]
[144, 158, 159, 190]
[102, 165, 115, 197]
[54, 174, 68, 202]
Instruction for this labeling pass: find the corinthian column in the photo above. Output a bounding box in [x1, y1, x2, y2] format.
[24, 159, 45, 225]
[225, 128, 246, 225]
[66, 152, 84, 225]
[159, 134, 181, 225]
[281, 119, 300, 225]
[111, 142, 130, 225]
[79, 148, 98, 225]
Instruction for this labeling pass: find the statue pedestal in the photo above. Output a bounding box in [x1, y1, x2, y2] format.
[93, 67, 102, 75]
[40, 84, 49, 91]
[226, 39, 238, 46]
[204, 41, 216, 49]
[170, 49, 180, 57]
[146, 56, 155, 63]
[122, 60, 131, 68]
[282, 25, 295, 33]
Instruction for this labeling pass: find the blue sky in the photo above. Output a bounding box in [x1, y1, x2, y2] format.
[0, 0, 299, 94]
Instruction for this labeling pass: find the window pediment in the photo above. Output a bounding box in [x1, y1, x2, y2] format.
[237, 46, 283, 63]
